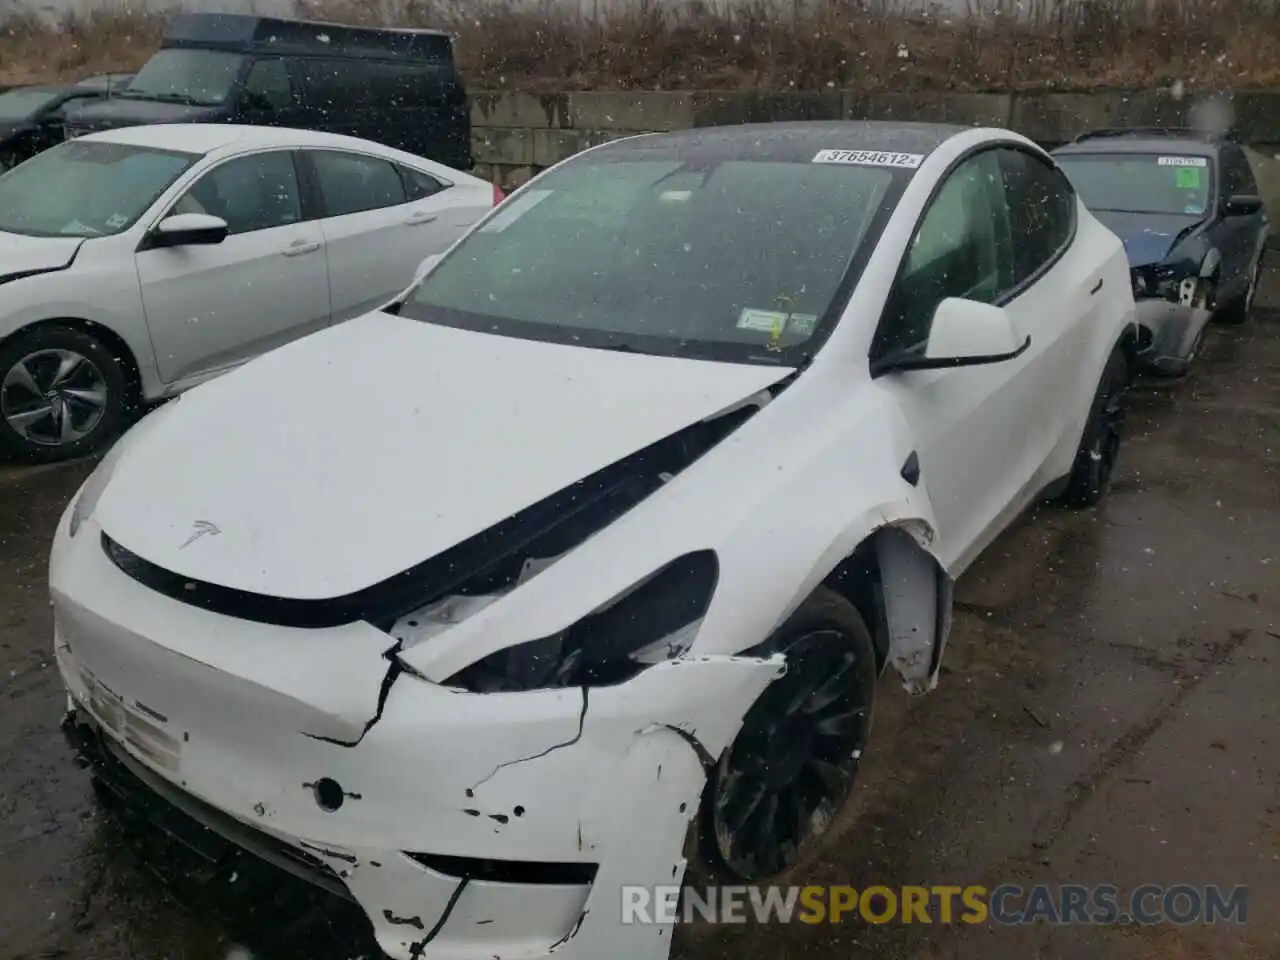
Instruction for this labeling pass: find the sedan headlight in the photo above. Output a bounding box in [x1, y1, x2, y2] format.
[444, 550, 718, 693]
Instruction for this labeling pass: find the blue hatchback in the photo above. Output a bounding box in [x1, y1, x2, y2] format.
[1053, 128, 1269, 374]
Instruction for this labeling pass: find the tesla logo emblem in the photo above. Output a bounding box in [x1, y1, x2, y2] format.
[180, 520, 221, 549]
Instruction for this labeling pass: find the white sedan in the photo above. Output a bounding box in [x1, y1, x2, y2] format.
[51, 121, 1137, 960]
[0, 123, 500, 462]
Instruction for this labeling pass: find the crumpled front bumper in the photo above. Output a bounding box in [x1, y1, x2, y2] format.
[1134, 290, 1213, 375]
[50, 514, 784, 960]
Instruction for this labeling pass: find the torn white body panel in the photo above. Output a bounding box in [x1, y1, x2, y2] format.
[51, 518, 781, 959]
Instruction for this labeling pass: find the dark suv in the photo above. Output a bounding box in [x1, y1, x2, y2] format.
[62, 13, 472, 172]
[1053, 128, 1269, 375]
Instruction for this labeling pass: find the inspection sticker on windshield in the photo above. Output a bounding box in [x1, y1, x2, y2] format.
[812, 149, 924, 168]
[1175, 166, 1203, 188]
[738, 308, 818, 334]
[1157, 156, 1208, 167]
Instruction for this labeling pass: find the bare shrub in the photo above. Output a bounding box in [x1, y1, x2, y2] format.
[4, 0, 1280, 91]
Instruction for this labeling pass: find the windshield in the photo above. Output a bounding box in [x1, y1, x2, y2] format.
[0, 89, 60, 123]
[1057, 152, 1213, 217]
[0, 140, 197, 238]
[123, 48, 246, 106]
[403, 157, 900, 364]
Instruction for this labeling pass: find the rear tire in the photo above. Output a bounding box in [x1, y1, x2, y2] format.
[689, 587, 878, 884]
[0, 324, 129, 464]
[1059, 346, 1130, 508]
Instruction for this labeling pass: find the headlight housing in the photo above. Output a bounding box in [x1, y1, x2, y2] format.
[66, 399, 178, 537]
[67, 438, 129, 537]
[443, 550, 719, 693]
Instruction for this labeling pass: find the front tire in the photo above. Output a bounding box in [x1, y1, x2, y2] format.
[692, 587, 878, 883]
[0, 324, 129, 464]
[1217, 254, 1263, 326]
[1059, 345, 1130, 508]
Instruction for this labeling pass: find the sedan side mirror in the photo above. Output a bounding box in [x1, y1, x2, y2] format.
[1222, 194, 1264, 217]
[871, 298, 1030, 376]
[148, 213, 229, 249]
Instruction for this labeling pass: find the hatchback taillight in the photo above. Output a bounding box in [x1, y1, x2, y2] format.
[492, 182, 505, 205]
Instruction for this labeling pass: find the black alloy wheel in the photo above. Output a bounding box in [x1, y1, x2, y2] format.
[703, 588, 877, 882]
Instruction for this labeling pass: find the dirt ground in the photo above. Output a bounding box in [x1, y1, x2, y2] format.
[0, 285, 1277, 960]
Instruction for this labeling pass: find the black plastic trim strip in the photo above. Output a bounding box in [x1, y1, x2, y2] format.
[404, 851, 597, 886]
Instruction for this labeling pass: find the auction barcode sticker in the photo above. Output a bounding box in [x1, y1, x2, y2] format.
[1157, 156, 1209, 167]
[812, 149, 924, 168]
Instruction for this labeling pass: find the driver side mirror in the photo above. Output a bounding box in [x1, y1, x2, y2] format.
[1222, 194, 1263, 217]
[146, 213, 229, 249]
[871, 298, 1030, 376]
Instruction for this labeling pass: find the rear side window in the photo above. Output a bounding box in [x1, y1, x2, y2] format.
[311, 150, 407, 216]
[997, 149, 1076, 285]
[400, 165, 447, 200]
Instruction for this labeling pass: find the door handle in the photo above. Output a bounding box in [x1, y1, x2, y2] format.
[405, 211, 438, 226]
[282, 239, 322, 257]
[1089, 277, 1104, 295]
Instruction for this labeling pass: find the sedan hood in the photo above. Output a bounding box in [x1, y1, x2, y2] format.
[97, 314, 794, 600]
[1092, 210, 1201, 268]
[0, 230, 84, 281]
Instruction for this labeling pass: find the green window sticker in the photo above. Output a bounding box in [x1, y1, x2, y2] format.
[1175, 166, 1202, 188]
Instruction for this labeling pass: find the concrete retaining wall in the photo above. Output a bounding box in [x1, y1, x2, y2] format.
[470, 89, 1280, 187]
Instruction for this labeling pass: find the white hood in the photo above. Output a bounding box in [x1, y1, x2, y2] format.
[97, 313, 794, 600]
[0, 230, 84, 280]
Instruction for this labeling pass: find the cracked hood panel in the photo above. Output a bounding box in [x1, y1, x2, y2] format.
[96, 312, 794, 600]
[1092, 210, 1199, 268]
[0, 230, 84, 281]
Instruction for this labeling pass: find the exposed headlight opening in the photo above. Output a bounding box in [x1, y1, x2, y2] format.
[442, 550, 719, 693]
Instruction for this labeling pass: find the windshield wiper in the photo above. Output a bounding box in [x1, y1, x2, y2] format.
[132, 92, 206, 106]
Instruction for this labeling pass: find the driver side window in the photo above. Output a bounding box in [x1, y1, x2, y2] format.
[242, 58, 294, 111]
[169, 151, 302, 235]
[875, 150, 1014, 356]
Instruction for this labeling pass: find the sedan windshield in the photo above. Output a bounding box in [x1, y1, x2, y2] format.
[0, 140, 197, 238]
[1057, 153, 1212, 217]
[403, 156, 901, 363]
[0, 89, 60, 123]
[123, 49, 246, 106]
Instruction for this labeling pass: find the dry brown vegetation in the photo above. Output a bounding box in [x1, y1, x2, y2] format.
[4, 0, 1280, 92]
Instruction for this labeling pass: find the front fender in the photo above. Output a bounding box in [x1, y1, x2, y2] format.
[0, 267, 156, 394]
[396, 382, 946, 687]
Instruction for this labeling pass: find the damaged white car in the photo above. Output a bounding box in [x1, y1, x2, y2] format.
[52, 121, 1139, 960]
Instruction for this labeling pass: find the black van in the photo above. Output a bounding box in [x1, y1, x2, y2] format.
[61, 13, 472, 170]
